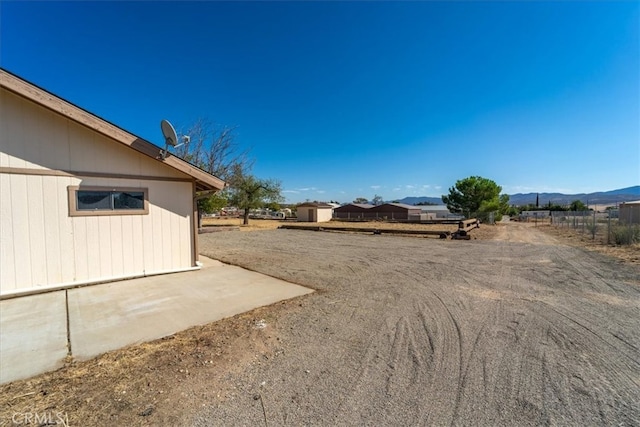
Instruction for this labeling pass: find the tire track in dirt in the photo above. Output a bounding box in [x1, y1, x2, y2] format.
[534, 301, 639, 425]
[195, 229, 640, 426]
[332, 295, 464, 426]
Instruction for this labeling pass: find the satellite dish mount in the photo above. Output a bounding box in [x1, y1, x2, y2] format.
[160, 119, 190, 159]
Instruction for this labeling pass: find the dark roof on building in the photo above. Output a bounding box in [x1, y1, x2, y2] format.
[373, 203, 421, 210]
[334, 203, 374, 211]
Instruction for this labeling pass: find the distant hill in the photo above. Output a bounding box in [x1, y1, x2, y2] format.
[508, 186, 639, 206]
[395, 196, 443, 205]
[389, 186, 639, 207]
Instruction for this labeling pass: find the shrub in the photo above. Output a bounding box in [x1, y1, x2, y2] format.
[585, 220, 598, 240]
[611, 224, 640, 245]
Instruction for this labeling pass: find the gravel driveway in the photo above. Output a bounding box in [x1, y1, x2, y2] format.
[196, 223, 639, 426]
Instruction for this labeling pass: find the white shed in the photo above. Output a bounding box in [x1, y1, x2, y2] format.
[0, 69, 225, 297]
[296, 202, 333, 223]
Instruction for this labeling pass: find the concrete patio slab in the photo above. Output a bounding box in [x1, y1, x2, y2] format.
[0, 257, 313, 384]
[67, 257, 313, 360]
[0, 291, 68, 384]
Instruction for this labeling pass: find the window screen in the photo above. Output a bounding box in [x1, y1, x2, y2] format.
[69, 186, 148, 216]
[77, 190, 145, 211]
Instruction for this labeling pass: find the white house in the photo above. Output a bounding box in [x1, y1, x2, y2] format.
[296, 202, 333, 223]
[419, 205, 452, 218]
[0, 69, 225, 298]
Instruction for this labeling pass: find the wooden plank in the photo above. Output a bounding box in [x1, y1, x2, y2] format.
[73, 216, 90, 282]
[0, 173, 16, 292]
[279, 225, 450, 237]
[458, 219, 480, 232]
[58, 177, 76, 283]
[120, 215, 135, 276]
[109, 216, 124, 277]
[131, 215, 145, 274]
[0, 166, 194, 183]
[141, 202, 155, 273]
[42, 176, 62, 284]
[26, 175, 47, 286]
[10, 175, 33, 287]
[98, 216, 113, 278]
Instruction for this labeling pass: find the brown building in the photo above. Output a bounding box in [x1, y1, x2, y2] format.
[370, 203, 422, 220]
[333, 203, 422, 221]
[619, 200, 640, 224]
[333, 203, 374, 219]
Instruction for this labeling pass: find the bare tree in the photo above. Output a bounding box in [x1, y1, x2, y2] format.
[171, 118, 252, 226]
[176, 118, 252, 182]
[174, 119, 283, 226]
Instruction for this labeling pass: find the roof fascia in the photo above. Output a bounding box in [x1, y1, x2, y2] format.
[0, 69, 224, 191]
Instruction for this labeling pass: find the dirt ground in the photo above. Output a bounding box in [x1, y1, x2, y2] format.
[1, 222, 639, 426]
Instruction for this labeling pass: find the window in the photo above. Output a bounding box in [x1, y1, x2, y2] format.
[68, 186, 149, 216]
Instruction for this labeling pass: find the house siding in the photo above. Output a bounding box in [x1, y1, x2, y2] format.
[1, 86, 195, 295]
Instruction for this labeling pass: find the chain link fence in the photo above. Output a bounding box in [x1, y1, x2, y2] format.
[550, 210, 640, 245]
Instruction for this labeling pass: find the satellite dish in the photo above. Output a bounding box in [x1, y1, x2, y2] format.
[161, 119, 178, 147]
[159, 119, 189, 159]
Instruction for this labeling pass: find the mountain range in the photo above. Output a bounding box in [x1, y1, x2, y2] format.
[393, 186, 640, 207]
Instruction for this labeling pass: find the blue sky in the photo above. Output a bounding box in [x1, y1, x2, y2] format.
[1, 1, 638, 203]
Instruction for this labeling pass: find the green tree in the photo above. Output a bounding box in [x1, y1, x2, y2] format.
[569, 200, 588, 211]
[197, 191, 228, 214]
[353, 197, 369, 204]
[442, 176, 506, 219]
[549, 204, 568, 211]
[264, 201, 281, 212]
[227, 169, 284, 225]
[371, 194, 384, 206]
[477, 193, 510, 221]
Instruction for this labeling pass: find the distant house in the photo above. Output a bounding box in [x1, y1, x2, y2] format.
[333, 203, 375, 219]
[0, 69, 225, 297]
[296, 202, 334, 222]
[419, 205, 452, 218]
[619, 201, 640, 224]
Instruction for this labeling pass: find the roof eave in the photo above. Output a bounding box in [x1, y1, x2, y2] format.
[0, 68, 225, 192]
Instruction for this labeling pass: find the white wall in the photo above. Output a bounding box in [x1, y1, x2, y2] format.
[296, 207, 333, 223]
[316, 208, 333, 222]
[0, 89, 195, 295]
